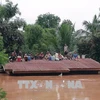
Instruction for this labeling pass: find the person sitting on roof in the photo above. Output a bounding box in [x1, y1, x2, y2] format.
[24, 54, 28, 61]
[30, 53, 34, 59]
[34, 53, 39, 60]
[58, 52, 63, 60]
[27, 54, 32, 61]
[39, 52, 44, 59]
[16, 55, 22, 62]
[72, 51, 78, 60]
[55, 52, 59, 61]
[9, 51, 17, 62]
[45, 51, 51, 60]
[67, 52, 73, 60]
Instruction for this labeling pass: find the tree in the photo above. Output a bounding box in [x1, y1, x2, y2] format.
[59, 20, 75, 52]
[2, 0, 20, 20]
[24, 23, 60, 54]
[36, 13, 61, 28]
[40, 28, 59, 53]
[0, 36, 8, 65]
[0, 1, 26, 53]
[76, 12, 100, 62]
[24, 24, 43, 50]
[0, 51, 8, 65]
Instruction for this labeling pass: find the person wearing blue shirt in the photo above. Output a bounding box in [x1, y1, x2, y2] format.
[72, 52, 78, 60]
[27, 54, 31, 61]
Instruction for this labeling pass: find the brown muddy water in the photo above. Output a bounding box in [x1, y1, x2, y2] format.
[0, 73, 100, 100]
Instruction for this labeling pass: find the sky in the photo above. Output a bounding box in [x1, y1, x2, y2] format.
[2, 0, 100, 30]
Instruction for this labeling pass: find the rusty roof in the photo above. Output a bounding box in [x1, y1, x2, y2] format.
[4, 58, 100, 74]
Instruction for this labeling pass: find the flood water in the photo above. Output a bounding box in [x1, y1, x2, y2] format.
[0, 73, 100, 100]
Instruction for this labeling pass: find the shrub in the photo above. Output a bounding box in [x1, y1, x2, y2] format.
[0, 88, 7, 100]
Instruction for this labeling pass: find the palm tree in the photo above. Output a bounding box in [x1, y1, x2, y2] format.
[59, 20, 75, 51]
[76, 12, 100, 62]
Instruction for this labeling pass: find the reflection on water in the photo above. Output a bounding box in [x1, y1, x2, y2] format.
[0, 74, 100, 100]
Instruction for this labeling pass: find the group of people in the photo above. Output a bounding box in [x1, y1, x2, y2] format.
[44, 51, 63, 61]
[9, 51, 34, 62]
[9, 44, 78, 62]
[9, 51, 23, 62]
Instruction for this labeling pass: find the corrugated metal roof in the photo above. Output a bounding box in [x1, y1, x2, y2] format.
[4, 58, 100, 74]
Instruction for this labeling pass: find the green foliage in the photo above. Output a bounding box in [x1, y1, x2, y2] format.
[24, 17, 76, 55]
[59, 20, 75, 51]
[24, 23, 60, 54]
[77, 39, 91, 55]
[41, 28, 60, 52]
[25, 24, 43, 50]
[2, 1, 20, 20]
[0, 36, 8, 65]
[0, 36, 3, 51]
[0, 1, 25, 53]
[21, 44, 31, 54]
[36, 13, 61, 28]
[89, 36, 100, 61]
[0, 51, 9, 65]
[76, 12, 100, 62]
[0, 88, 7, 100]
[32, 44, 40, 54]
